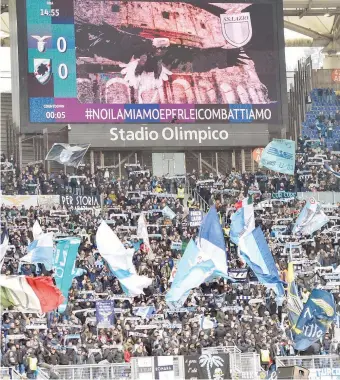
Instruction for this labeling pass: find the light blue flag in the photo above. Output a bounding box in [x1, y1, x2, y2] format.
[21, 233, 54, 270]
[165, 239, 215, 307]
[96, 222, 152, 297]
[239, 227, 285, 297]
[54, 237, 82, 313]
[293, 198, 329, 236]
[230, 205, 255, 245]
[133, 306, 156, 319]
[294, 289, 335, 351]
[162, 206, 176, 220]
[166, 207, 232, 308]
[197, 206, 229, 279]
[324, 163, 340, 179]
[259, 139, 296, 175]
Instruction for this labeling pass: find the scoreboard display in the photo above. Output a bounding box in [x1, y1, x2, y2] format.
[25, 0, 285, 124]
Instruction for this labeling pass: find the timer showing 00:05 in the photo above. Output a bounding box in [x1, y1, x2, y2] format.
[45, 111, 66, 119]
[40, 9, 60, 16]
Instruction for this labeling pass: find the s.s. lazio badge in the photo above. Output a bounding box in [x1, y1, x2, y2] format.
[34, 58, 52, 85]
[220, 12, 252, 48]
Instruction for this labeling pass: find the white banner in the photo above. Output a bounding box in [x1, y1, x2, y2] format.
[0, 195, 60, 208]
[26, 325, 48, 329]
[1, 195, 38, 208]
[135, 324, 158, 330]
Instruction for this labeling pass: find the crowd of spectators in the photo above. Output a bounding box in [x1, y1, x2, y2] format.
[1, 135, 339, 199]
[1, 143, 340, 379]
[1, 104, 340, 378]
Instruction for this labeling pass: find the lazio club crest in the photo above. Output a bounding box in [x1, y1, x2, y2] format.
[34, 58, 52, 85]
[220, 12, 253, 48]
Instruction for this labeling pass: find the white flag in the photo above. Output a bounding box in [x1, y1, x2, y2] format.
[33, 220, 43, 240]
[137, 214, 154, 259]
[96, 222, 152, 297]
[0, 231, 9, 268]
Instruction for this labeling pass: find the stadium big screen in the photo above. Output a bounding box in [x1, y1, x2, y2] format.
[20, 0, 285, 126]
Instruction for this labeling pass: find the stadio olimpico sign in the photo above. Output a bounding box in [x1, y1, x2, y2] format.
[110, 126, 229, 145]
[68, 124, 269, 148]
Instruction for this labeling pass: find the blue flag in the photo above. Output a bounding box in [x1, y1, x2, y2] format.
[230, 204, 255, 245]
[294, 289, 335, 351]
[133, 306, 156, 319]
[166, 207, 231, 308]
[197, 206, 229, 279]
[54, 237, 82, 313]
[239, 227, 284, 297]
[165, 239, 215, 307]
[96, 300, 115, 328]
[259, 139, 295, 175]
[21, 233, 54, 270]
[287, 263, 303, 327]
[324, 163, 340, 179]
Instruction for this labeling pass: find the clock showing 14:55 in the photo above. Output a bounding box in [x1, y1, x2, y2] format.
[40, 9, 60, 16]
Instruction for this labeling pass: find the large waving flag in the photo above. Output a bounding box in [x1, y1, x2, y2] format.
[21, 232, 54, 270]
[293, 198, 329, 236]
[45, 143, 90, 168]
[294, 289, 335, 351]
[137, 214, 154, 259]
[54, 237, 82, 313]
[239, 227, 285, 296]
[97, 221, 152, 297]
[0, 275, 64, 312]
[0, 229, 9, 268]
[166, 207, 230, 307]
[259, 139, 296, 175]
[32, 220, 43, 240]
[21, 232, 54, 271]
[324, 163, 340, 179]
[230, 204, 255, 245]
[197, 206, 229, 279]
[165, 239, 215, 306]
[287, 262, 303, 327]
[134, 306, 156, 319]
[162, 206, 176, 220]
[234, 197, 252, 211]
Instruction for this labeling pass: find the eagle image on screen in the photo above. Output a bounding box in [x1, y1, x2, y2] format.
[74, 0, 278, 105]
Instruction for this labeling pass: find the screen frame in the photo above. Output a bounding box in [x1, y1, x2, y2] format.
[10, 0, 287, 137]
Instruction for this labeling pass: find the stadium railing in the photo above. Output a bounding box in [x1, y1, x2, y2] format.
[276, 354, 340, 370]
[188, 187, 210, 212]
[50, 363, 131, 380]
[202, 347, 263, 379]
[36, 347, 262, 380]
[0, 367, 22, 380]
[297, 192, 340, 204]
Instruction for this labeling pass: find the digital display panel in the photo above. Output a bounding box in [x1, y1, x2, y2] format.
[26, 0, 283, 124]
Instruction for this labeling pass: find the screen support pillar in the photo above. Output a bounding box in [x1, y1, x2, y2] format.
[90, 150, 94, 175]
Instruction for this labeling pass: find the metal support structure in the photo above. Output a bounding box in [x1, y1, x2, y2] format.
[118, 153, 122, 179]
[215, 152, 219, 175]
[241, 149, 246, 173]
[43, 128, 50, 173]
[284, 20, 332, 47]
[251, 149, 255, 172]
[198, 152, 202, 173]
[100, 151, 104, 167]
[298, 0, 312, 18]
[135, 152, 138, 164]
[232, 150, 236, 169]
[18, 135, 23, 169]
[90, 150, 94, 175]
